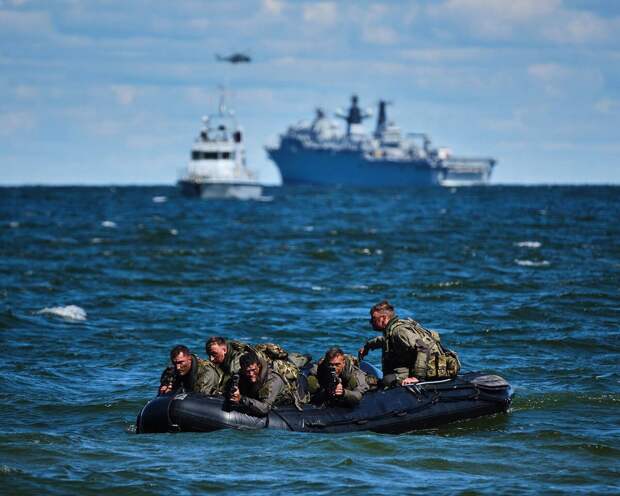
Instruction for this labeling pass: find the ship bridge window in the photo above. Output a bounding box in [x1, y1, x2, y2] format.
[192, 151, 219, 160]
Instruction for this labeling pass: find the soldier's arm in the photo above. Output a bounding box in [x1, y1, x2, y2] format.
[360, 336, 384, 357]
[240, 374, 284, 417]
[194, 362, 222, 396]
[341, 368, 369, 407]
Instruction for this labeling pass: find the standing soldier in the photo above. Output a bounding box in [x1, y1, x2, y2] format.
[358, 300, 461, 387]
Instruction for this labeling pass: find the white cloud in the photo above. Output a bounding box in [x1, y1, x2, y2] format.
[400, 47, 485, 62]
[0, 111, 36, 135]
[0, 0, 31, 6]
[594, 98, 620, 114]
[362, 25, 398, 45]
[14, 85, 39, 99]
[111, 85, 137, 105]
[0, 9, 54, 34]
[188, 18, 209, 30]
[303, 2, 337, 25]
[432, 0, 560, 22]
[262, 0, 285, 15]
[428, 0, 617, 44]
[543, 11, 614, 44]
[528, 63, 567, 82]
[528, 63, 604, 97]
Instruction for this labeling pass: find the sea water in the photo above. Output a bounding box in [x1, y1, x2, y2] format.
[1, 185, 618, 494]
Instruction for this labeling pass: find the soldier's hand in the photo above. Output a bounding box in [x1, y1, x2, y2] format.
[358, 346, 367, 359]
[159, 384, 173, 394]
[401, 377, 419, 386]
[333, 383, 344, 396]
[229, 388, 241, 403]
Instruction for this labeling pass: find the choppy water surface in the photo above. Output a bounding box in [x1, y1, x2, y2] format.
[1, 185, 619, 495]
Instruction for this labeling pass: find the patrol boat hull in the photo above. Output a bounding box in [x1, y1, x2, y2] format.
[178, 180, 262, 200]
[136, 372, 512, 434]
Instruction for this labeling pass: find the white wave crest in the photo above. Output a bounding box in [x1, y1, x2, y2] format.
[38, 305, 87, 321]
[515, 259, 550, 267]
[516, 241, 542, 248]
[101, 220, 117, 228]
[152, 196, 167, 203]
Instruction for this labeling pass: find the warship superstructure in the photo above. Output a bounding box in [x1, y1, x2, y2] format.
[178, 98, 262, 199]
[266, 95, 495, 187]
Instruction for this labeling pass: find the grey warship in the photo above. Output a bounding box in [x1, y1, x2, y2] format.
[266, 95, 496, 187]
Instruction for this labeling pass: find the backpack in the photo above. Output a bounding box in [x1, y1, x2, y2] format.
[391, 319, 461, 380]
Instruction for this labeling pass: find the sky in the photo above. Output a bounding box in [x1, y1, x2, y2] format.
[1, 0, 619, 185]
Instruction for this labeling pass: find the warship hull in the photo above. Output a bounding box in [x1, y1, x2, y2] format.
[266, 95, 495, 187]
[268, 145, 444, 187]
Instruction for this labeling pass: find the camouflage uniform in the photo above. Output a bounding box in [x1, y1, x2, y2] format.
[206, 340, 253, 386]
[308, 355, 369, 407]
[363, 316, 460, 384]
[159, 354, 223, 395]
[234, 357, 295, 417]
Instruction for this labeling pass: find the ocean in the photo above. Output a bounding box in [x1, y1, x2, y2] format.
[1, 185, 618, 494]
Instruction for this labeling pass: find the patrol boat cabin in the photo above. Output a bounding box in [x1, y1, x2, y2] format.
[178, 100, 262, 199]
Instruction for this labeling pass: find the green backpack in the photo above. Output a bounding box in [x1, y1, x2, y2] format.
[392, 319, 461, 380]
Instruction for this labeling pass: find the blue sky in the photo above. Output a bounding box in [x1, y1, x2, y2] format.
[1, 0, 619, 185]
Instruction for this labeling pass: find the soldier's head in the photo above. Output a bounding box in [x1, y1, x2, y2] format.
[170, 345, 193, 376]
[370, 300, 394, 331]
[206, 336, 228, 364]
[324, 347, 346, 376]
[239, 351, 262, 384]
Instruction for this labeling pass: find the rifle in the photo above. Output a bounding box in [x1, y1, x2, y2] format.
[326, 364, 342, 396]
[158, 366, 178, 395]
[226, 373, 241, 401]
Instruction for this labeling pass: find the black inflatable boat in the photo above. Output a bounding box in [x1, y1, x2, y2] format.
[136, 371, 513, 435]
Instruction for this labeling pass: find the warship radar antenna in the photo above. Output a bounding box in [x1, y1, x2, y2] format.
[374, 100, 393, 138]
[336, 95, 372, 136]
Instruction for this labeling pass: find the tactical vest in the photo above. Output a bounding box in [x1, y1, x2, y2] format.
[384, 318, 461, 380]
[251, 342, 308, 408]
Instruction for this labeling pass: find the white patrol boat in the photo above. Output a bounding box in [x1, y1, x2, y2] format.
[178, 98, 262, 199]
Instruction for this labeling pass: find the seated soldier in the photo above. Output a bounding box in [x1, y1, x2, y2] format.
[205, 336, 252, 383]
[308, 347, 369, 407]
[227, 351, 296, 417]
[358, 300, 461, 387]
[159, 344, 222, 396]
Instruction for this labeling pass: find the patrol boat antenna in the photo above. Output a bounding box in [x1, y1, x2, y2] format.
[177, 91, 262, 199]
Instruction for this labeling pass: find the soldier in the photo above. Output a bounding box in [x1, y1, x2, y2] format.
[227, 351, 296, 417]
[308, 347, 369, 407]
[205, 336, 252, 383]
[358, 300, 461, 387]
[158, 344, 222, 395]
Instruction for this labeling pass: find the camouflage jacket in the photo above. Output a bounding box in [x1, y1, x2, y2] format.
[217, 340, 253, 383]
[159, 354, 223, 395]
[308, 355, 369, 407]
[235, 357, 293, 417]
[364, 316, 456, 381]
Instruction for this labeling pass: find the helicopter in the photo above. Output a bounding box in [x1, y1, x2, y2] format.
[215, 52, 251, 64]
